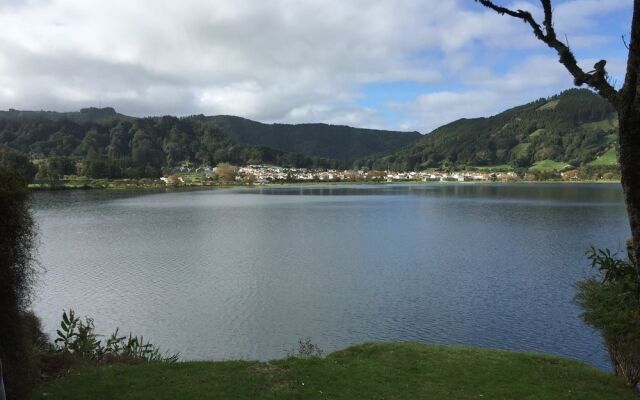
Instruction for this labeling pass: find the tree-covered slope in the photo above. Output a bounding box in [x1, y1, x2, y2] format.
[0, 114, 342, 179]
[0, 89, 620, 177]
[0, 110, 420, 178]
[205, 115, 421, 161]
[357, 89, 618, 171]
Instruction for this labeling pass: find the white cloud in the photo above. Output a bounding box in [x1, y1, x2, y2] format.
[0, 0, 631, 129]
[284, 104, 386, 128]
[389, 52, 612, 133]
[476, 55, 573, 91]
[555, 0, 630, 31]
[390, 90, 504, 133]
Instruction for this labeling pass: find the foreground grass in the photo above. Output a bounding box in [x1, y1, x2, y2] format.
[33, 343, 635, 400]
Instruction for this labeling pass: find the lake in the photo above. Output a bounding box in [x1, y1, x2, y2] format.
[31, 183, 629, 369]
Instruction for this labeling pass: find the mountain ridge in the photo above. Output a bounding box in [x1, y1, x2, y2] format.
[0, 109, 421, 163]
[356, 88, 618, 171]
[0, 88, 621, 180]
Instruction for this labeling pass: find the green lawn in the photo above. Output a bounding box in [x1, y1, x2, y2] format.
[529, 160, 571, 172]
[471, 164, 513, 172]
[580, 117, 618, 133]
[33, 343, 635, 400]
[589, 148, 618, 166]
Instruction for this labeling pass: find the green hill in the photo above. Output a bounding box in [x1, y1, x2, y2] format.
[0, 89, 622, 178]
[0, 114, 343, 179]
[357, 89, 619, 171]
[33, 343, 634, 400]
[205, 115, 421, 161]
[0, 110, 420, 177]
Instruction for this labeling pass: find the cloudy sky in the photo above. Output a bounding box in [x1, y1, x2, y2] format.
[0, 0, 632, 132]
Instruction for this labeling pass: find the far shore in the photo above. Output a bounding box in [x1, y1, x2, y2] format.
[27, 178, 622, 192]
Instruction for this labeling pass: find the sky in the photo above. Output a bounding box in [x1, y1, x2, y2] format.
[0, 0, 632, 133]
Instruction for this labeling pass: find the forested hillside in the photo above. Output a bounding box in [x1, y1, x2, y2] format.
[205, 115, 421, 161]
[0, 89, 621, 180]
[0, 109, 421, 179]
[356, 89, 618, 171]
[0, 114, 341, 179]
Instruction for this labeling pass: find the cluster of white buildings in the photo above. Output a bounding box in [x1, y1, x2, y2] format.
[234, 165, 519, 183]
[164, 163, 522, 185]
[418, 171, 519, 182]
[236, 166, 364, 183]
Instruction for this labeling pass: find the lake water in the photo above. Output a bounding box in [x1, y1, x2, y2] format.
[31, 183, 629, 369]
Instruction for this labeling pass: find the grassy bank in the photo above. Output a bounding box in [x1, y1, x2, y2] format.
[33, 343, 635, 400]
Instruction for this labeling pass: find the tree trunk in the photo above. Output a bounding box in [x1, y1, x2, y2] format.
[618, 106, 640, 284]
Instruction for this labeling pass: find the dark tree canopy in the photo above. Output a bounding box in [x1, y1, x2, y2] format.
[0, 169, 37, 399]
[0, 145, 37, 182]
[0, 112, 424, 177]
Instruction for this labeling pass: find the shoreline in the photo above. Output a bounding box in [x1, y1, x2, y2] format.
[27, 178, 622, 192]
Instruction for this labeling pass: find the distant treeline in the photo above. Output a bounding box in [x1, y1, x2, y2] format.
[204, 115, 421, 161]
[0, 89, 623, 181]
[0, 115, 344, 180]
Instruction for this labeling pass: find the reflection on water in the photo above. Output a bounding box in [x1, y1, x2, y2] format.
[31, 183, 628, 369]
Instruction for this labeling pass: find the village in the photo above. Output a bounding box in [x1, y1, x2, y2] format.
[159, 163, 539, 185]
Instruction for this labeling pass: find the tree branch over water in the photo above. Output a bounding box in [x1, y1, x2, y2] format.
[476, 0, 620, 108]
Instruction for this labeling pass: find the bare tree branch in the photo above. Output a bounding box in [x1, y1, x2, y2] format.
[476, 0, 620, 108]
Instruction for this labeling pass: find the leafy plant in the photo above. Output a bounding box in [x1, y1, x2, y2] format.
[586, 246, 636, 286]
[54, 310, 80, 352]
[575, 246, 640, 389]
[287, 338, 323, 359]
[53, 309, 178, 363]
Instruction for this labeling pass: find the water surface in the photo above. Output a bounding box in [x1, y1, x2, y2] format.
[32, 183, 629, 369]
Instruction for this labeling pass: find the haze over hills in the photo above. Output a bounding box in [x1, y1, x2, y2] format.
[356, 89, 619, 171]
[0, 107, 133, 124]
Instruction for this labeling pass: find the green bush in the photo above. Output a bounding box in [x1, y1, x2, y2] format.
[0, 168, 37, 400]
[53, 310, 179, 364]
[575, 246, 640, 388]
[287, 338, 323, 359]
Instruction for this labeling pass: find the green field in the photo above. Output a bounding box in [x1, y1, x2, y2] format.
[529, 160, 571, 172]
[510, 143, 530, 158]
[33, 343, 634, 400]
[589, 148, 618, 166]
[529, 128, 545, 138]
[537, 100, 560, 111]
[581, 117, 618, 133]
[471, 164, 513, 172]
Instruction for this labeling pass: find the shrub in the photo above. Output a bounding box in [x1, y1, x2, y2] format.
[53, 309, 179, 364]
[0, 168, 37, 400]
[575, 245, 640, 388]
[287, 338, 323, 359]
